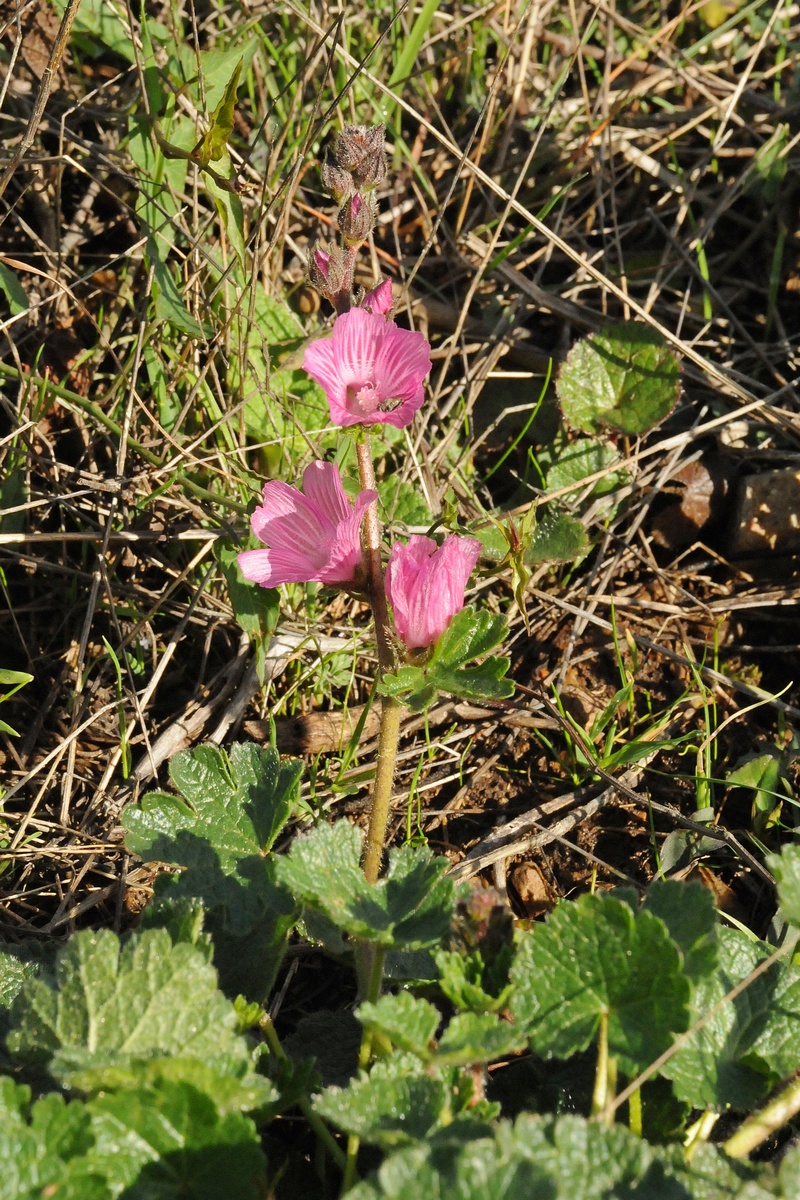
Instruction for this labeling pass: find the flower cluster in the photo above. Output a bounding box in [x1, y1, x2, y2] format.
[239, 462, 479, 654]
[239, 122, 478, 660]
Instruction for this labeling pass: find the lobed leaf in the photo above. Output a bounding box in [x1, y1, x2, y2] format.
[273, 821, 454, 949]
[510, 893, 690, 1073]
[379, 607, 514, 712]
[556, 322, 680, 437]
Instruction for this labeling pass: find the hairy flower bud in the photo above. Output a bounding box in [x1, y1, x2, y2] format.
[308, 244, 346, 298]
[321, 154, 353, 205]
[337, 192, 376, 246]
[334, 123, 387, 189]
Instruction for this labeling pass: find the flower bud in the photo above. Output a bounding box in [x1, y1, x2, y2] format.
[337, 192, 376, 246]
[308, 243, 346, 297]
[334, 123, 387, 190]
[362, 278, 393, 316]
[321, 154, 353, 205]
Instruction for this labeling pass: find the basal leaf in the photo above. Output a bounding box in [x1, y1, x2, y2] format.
[436, 1012, 525, 1066]
[769, 843, 800, 929]
[523, 510, 589, 565]
[0, 1079, 108, 1200]
[7, 928, 254, 1086]
[510, 893, 690, 1074]
[435, 948, 514, 1014]
[124, 743, 301, 932]
[556, 322, 680, 436]
[273, 821, 454, 948]
[661, 926, 800, 1110]
[357, 992, 439, 1058]
[86, 1080, 266, 1200]
[616, 879, 717, 986]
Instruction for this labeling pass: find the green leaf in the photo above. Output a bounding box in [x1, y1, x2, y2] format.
[378, 474, 434, 527]
[661, 926, 800, 1109]
[124, 743, 301, 930]
[435, 948, 514, 1014]
[123, 743, 301, 1001]
[640, 879, 718, 985]
[283, 1009, 363, 1089]
[523, 510, 589, 565]
[769, 843, 800, 928]
[437, 1012, 526, 1065]
[379, 607, 514, 712]
[556, 322, 681, 436]
[66, 1056, 276, 1118]
[315, 1055, 485, 1149]
[206, 170, 247, 268]
[0, 263, 28, 315]
[727, 751, 788, 835]
[348, 1112, 690, 1199]
[192, 59, 242, 167]
[150, 241, 208, 338]
[273, 821, 454, 949]
[541, 435, 626, 500]
[7, 927, 255, 1086]
[357, 993, 440, 1058]
[216, 542, 280, 678]
[86, 1080, 267, 1199]
[510, 893, 690, 1074]
[0, 1078, 109, 1200]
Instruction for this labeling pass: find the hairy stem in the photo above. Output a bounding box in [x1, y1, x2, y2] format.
[343, 947, 386, 1193]
[363, 696, 403, 884]
[591, 1013, 616, 1122]
[260, 1014, 346, 1171]
[355, 434, 392, 672]
[724, 1071, 800, 1159]
[355, 433, 403, 884]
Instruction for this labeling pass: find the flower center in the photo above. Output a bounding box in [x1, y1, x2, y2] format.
[346, 382, 381, 415]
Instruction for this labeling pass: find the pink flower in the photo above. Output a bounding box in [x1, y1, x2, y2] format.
[385, 534, 481, 650]
[362, 279, 393, 316]
[302, 307, 432, 429]
[238, 461, 377, 589]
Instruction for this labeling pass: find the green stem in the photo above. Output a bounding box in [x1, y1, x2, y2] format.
[260, 1014, 347, 1171]
[342, 947, 386, 1194]
[363, 695, 403, 884]
[724, 1071, 800, 1159]
[684, 1110, 719, 1158]
[591, 1012, 615, 1122]
[628, 1086, 642, 1138]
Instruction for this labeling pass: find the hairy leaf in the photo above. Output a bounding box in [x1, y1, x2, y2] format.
[0, 1078, 108, 1200]
[510, 893, 690, 1073]
[661, 926, 800, 1110]
[557, 322, 680, 436]
[274, 821, 453, 948]
[7, 928, 255, 1087]
[769, 843, 800, 929]
[380, 607, 514, 712]
[357, 993, 440, 1057]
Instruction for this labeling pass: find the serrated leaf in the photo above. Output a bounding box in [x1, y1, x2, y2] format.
[642, 880, 718, 984]
[0, 1078, 108, 1200]
[86, 1079, 266, 1199]
[379, 607, 514, 712]
[523, 510, 589, 565]
[769, 843, 800, 929]
[357, 993, 439, 1057]
[661, 926, 800, 1110]
[315, 1055, 483, 1149]
[192, 58, 242, 167]
[435, 948, 514, 1015]
[273, 821, 454, 948]
[510, 893, 690, 1074]
[378, 474, 434, 526]
[437, 1012, 525, 1065]
[557, 322, 680, 436]
[284, 1009, 363, 1089]
[348, 1111, 689, 1200]
[7, 927, 254, 1086]
[123, 743, 301, 933]
[541, 435, 625, 499]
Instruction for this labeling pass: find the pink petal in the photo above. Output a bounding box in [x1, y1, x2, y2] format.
[386, 534, 480, 649]
[301, 460, 351, 526]
[363, 279, 393, 315]
[332, 306, 389, 381]
[320, 487, 378, 584]
[251, 480, 332, 566]
[374, 325, 431, 398]
[302, 336, 345, 406]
